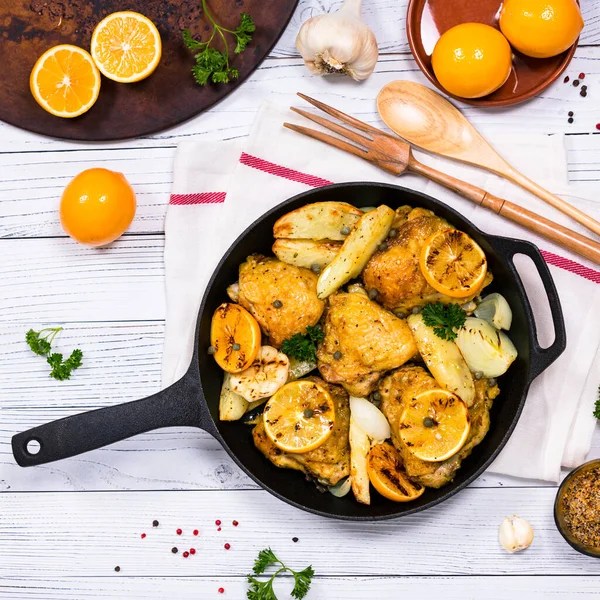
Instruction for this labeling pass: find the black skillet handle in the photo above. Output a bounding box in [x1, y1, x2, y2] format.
[12, 368, 216, 467]
[490, 236, 567, 380]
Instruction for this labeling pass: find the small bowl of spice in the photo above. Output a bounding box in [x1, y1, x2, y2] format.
[554, 459, 600, 558]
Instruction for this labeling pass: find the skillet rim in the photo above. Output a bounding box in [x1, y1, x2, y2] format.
[196, 181, 564, 521]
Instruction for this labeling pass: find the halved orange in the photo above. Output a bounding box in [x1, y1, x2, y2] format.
[263, 380, 335, 454]
[30, 45, 101, 118]
[91, 11, 162, 83]
[420, 228, 487, 298]
[367, 442, 425, 502]
[210, 303, 261, 373]
[399, 389, 470, 462]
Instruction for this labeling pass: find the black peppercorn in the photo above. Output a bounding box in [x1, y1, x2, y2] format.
[568, 111, 574, 117]
[114, 566, 121, 572]
[580, 90, 587, 98]
[292, 537, 299, 543]
[573, 79, 580, 87]
[152, 520, 159, 527]
[172, 547, 178, 554]
[568, 117, 574, 124]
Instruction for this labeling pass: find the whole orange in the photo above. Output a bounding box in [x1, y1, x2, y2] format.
[60, 168, 136, 246]
[500, 0, 584, 58]
[431, 23, 513, 99]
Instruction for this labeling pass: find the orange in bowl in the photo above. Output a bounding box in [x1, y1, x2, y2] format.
[500, 0, 584, 59]
[431, 23, 513, 99]
[60, 168, 136, 246]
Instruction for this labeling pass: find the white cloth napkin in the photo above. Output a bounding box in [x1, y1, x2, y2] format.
[163, 102, 600, 483]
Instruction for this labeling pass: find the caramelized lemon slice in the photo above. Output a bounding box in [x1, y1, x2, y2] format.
[30, 44, 101, 118]
[210, 303, 261, 373]
[367, 442, 425, 502]
[420, 228, 487, 298]
[399, 389, 470, 462]
[263, 380, 335, 454]
[91, 11, 162, 83]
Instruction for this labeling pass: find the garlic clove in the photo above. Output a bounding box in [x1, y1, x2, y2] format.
[498, 515, 534, 553]
[295, 0, 378, 81]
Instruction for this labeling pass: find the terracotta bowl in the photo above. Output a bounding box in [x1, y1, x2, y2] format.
[406, 0, 580, 107]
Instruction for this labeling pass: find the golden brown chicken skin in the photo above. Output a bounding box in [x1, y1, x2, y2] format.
[362, 207, 492, 313]
[317, 289, 417, 398]
[236, 256, 325, 348]
[252, 377, 350, 486]
[379, 365, 499, 488]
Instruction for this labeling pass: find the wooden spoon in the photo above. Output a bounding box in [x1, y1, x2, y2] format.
[377, 80, 600, 237]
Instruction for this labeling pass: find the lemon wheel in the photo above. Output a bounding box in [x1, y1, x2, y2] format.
[399, 389, 470, 462]
[420, 228, 487, 298]
[210, 303, 261, 373]
[91, 11, 162, 83]
[30, 45, 101, 118]
[367, 442, 425, 503]
[263, 380, 335, 454]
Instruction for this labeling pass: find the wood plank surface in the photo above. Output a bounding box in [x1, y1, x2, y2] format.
[1, 488, 600, 577]
[3, 576, 600, 599]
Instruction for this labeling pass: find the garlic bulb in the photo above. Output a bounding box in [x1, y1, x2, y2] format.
[296, 0, 378, 81]
[498, 515, 534, 553]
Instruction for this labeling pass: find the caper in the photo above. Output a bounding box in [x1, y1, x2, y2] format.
[368, 288, 379, 300]
[303, 409, 314, 418]
[333, 350, 343, 360]
[388, 228, 398, 238]
[423, 417, 435, 428]
[487, 378, 497, 387]
[394, 310, 407, 319]
[372, 390, 382, 402]
[340, 225, 351, 236]
[378, 242, 388, 252]
[311, 263, 321, 274]
[411, 306, 421, 314]
[474, 371, 483, 380]
[232, 343, 241, 351]
[272, 299, 283, 308]
[207, 345, 216, 355]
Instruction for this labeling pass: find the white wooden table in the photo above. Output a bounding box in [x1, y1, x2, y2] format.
[2, 2, 600, 598]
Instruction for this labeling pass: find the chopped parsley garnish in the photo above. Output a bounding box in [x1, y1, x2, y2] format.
[182, 2, 255, 86]
[247, 548, 314, 600]
[281, 325, 324, 363]
[594, 385, 600, 420]
[421, 302, 467, 342]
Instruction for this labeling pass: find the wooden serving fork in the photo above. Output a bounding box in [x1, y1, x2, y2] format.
[284, 93, 600, 265]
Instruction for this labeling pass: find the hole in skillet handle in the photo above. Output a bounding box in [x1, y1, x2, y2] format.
[26, 439, 41, 455]
[489, 235, 567, 381]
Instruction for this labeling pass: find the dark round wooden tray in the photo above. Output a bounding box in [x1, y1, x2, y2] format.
[0, 0, 298, 141]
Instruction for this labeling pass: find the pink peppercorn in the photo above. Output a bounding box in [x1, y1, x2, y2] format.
[176, 529, 182, 535]
[596, 123, 600, 131]
[217, 527, 222, 532]
[190, 548, 196, 555]
[218, 588, 225, 594]
[579, 72, 585, 79]
[183, 551, 189, 558]
[232, 520, 239, 527]
[141, 533, 146, 539]
[224, 543, 231, 550]
[193, 529, 199, 536]
[215, 520, 221, 526]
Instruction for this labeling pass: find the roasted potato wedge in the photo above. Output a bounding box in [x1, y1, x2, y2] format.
[219, 372, 249, 420]
[407, 313, 475, 407]
[272, 239, 341, 270]
[273, 202, 363, 241]
[317, 205, 395, 299]
[349, 417, 371, 505]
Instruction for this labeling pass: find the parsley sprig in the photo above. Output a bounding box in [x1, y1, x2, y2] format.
[594, 385, 600, 420]
[281, 325, 324, 363]
[26, 327, 83, 381]
[247, 548, 314, 600]
[182, 1, 255, 85]
[421, 303, 467, 342]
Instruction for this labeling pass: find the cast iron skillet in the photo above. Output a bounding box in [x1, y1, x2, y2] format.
[12, 183, 566, 520]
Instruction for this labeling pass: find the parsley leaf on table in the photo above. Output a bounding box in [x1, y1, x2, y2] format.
[281, 325, 324, 363]
[594, 385, 600, 420]
[421, 303, 467, 342]
[247, 548, 314, 600]
[26, 327, 83, 381]
[182, 0, 255, 86]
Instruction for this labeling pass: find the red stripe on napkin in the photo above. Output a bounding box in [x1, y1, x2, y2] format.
[170, 192, 226, 205]
[541, 250, 600, 284]
[240, 153, 333, 188]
